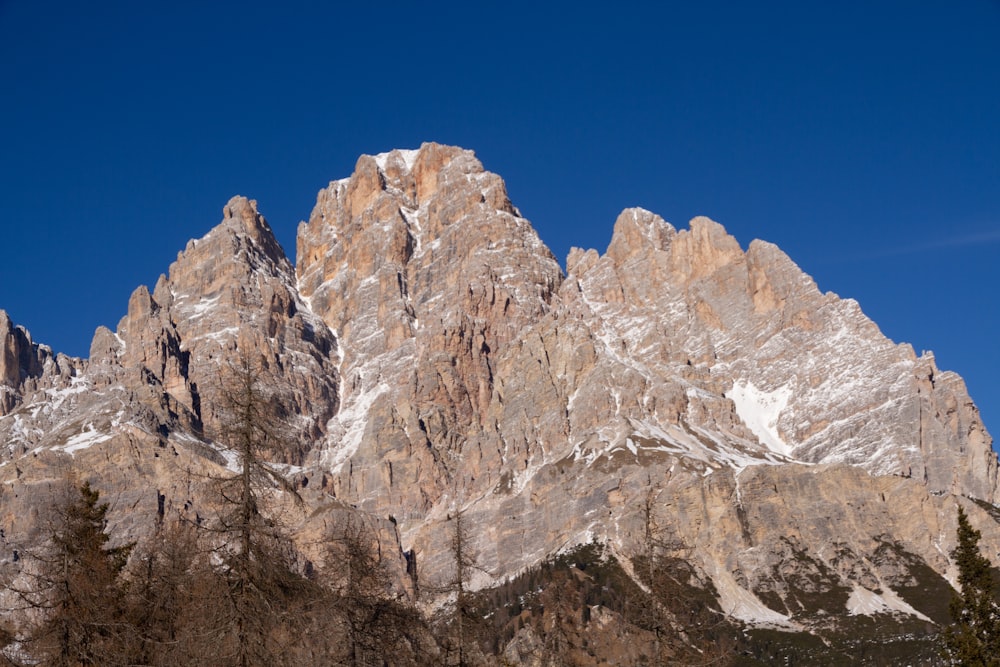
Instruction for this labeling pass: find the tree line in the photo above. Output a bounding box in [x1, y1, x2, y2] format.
[0, 356, 435, 666]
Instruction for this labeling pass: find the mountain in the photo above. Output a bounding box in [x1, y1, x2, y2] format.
[1, 143, 998, 662]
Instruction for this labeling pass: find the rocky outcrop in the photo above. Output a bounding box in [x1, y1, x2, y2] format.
[84, 196, 341, 455]
[0, 311, 44, 414]
[554, 207, 998, 498]
[297, 145, 563, 508]
[0, 310, 80, 416]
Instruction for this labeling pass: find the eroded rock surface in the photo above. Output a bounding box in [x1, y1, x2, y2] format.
[1, 143, 996, 631]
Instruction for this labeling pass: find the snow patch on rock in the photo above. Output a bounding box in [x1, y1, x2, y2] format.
[323, 379, 390, 474]
[374, 148, 420, 172]
[59, 424, 112, 455]
[846, 585, 931, 621]
[727, 380, 793, 457]
[710, 564, 797, 629]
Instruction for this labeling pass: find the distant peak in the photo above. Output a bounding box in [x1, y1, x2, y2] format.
[223, 195, 262, 230]
[688, 215, 730, 237]
[374, 148, 421, 173]
[218, 196, 288, 266]
[606, 207, 675, 263]
[317, 143, 497, 218]
[366, 143, 483, 195]
[370, 142, 475, 174]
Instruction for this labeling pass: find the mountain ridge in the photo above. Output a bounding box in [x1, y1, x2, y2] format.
[1, 143, 997, 656]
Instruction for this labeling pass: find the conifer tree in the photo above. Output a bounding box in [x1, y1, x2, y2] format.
[323, 517, 428, 665]
[438, 510, 488, 666]
[943, 505, 1000, 666]
[628, 484, 732, 666]
[194, 353, 323, 667]
[124, 518, 210, 666]
[14, 482, 132, 666]
[537, 569, 580, 665]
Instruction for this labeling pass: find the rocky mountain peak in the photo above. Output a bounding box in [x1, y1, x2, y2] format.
[605, 207, 675, 264]
[65, 194, 337, 458]
[0, 311, 41, 383]
[222, 193, 260, 224]
[1, 145, 998, 659]
[293, 143, 564, 512]
[366, 143, 506, 210]
[217, 195, 291, 273]
[0, 310, 83, 419]
[0, 310, 46, 413]
[668, 215, 745, 280]
[296, 142, 560, 349]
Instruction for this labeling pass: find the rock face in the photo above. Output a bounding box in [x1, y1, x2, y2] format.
[109, 195, 340, 450]
[1, 142, 998, 637]
[0, 310, 81, 416]
[296, 146, 562, 514]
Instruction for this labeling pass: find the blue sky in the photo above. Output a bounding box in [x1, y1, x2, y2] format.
[2, 1, 998, 437]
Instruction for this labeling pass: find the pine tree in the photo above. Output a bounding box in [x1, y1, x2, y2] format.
[627, 484, 732, 666]
[537, 569, 580, 665]
[124, 519, 211, 666]
[322, 517, 428, 665]
[15, 482, 133, 666]
[195, 353, 322, 667]
[438, 510, 488, 666]
[943, 505, 1000, 666]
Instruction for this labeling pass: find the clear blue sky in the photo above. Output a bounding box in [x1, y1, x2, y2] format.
[2, 2, 999, 438]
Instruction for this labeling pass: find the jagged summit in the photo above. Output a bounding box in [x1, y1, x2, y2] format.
[1, 145, 997, 648]
[219, 195, 290, 269]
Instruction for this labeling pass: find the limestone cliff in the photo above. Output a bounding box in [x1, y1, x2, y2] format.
[0, 143, 997, 639]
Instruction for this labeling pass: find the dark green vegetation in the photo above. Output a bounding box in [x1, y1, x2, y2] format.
[730, 538, 950, 666]
[464, 541, 733, 665]
[941, 505, 1000, 666]
[730, 504, 1000, 667]
[733, 625, 943, 667]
